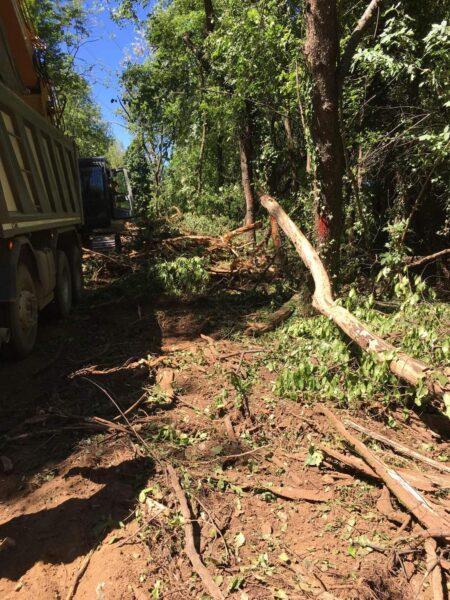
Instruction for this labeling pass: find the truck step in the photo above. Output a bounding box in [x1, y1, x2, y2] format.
[91, 235, 117, 252]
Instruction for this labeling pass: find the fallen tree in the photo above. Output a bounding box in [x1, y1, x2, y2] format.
[259, 194, 450, 403]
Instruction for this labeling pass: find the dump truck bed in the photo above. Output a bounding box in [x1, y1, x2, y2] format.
[0, 79, 83, 239]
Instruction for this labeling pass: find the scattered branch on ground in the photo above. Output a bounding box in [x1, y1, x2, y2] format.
[166, 464, 225, 600]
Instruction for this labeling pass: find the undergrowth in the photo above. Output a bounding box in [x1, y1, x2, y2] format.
[268, 285, 449, 418]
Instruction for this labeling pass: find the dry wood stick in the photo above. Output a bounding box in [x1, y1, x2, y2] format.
[245, 294, 301, 336]
[318, 405, 450, 532]
[319, 444, 446, 493]
[260, 194, 449, 401]
[345, 419, 450, 475]
[83, 247, 132, 268]
[195, 471, 331, 502]
[166, 464, 225, 600]
[417, 538, 444, 600]
[65, 548, 95, 600]
[221, 220, 262, 242]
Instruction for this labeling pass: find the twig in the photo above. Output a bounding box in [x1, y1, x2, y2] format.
[194, 445, 270, 465]
[114, 392, 147, 421]
[83, 247, 132, 269]
[191, 494, 231, 561]
[81, 377, 153, 455]
[65, 548, 95, 600]
[166, 464, 225, 600]
[218, 349, 265, 360]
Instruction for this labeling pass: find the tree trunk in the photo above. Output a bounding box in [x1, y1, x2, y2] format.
[197, 119, 207, 196]
[203, 0, 215, 33]
[239, 114, 256, 234]
[305, 0, 345, 268]
[216, 132, 224, 188]
[283, 115, 299, 192]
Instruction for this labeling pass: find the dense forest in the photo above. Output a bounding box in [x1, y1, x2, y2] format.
[119, 0, 449, 273]
[28, 0, 450, 276]
[1, 1, 449, 599]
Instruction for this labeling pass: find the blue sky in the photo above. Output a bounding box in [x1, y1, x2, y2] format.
[72, 1, 153, 148]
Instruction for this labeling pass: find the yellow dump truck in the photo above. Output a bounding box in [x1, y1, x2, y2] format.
[0, 0, 83, 357]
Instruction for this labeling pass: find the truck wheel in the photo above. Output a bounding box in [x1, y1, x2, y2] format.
[55, 251, 72, 317]
[70, 245, 83, 304]
[4, 263, 38, 358]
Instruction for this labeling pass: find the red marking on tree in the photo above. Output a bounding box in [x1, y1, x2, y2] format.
[316, 213, 329, 242]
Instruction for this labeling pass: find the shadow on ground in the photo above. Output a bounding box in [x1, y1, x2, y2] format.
[0, 457, 153, 581]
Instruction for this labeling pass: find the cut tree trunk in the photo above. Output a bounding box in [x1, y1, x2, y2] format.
[260, 194, 450, 402]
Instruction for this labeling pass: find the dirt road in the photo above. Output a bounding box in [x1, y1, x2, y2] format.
[0, 255, 446, 599]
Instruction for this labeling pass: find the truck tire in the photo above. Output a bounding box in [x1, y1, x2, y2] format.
[55, 250, 72, 317]
[70, 245, 83, 304]
[4, 263, 38, 358]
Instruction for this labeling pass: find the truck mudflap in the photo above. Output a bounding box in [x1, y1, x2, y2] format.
[0, 236, 23, 302]
[0, 327, 10, 345]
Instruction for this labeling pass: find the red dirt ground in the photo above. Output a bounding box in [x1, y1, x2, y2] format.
[0, 255, 448, 599]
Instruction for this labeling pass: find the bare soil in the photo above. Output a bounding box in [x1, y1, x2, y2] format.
[0, 245, 448, 599]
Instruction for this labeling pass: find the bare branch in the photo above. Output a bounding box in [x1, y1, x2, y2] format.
[338, 0, 383, 90]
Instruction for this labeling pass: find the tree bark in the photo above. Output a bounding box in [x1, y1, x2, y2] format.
[260, 194, 450, 401]
[216, 132, 224, 188]
[203, 0, 215, 33]
[283, 115, 299, 192]
[304, 0, 345, 268]
[239, 116, 256, 235]
[197, 119, 207, 196]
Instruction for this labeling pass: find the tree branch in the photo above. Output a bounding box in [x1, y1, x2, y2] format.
[338, 0, 383, 90]
[406, 248, 450, 269]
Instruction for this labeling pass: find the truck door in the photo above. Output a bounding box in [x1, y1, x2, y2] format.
[111, 168, 134, 221]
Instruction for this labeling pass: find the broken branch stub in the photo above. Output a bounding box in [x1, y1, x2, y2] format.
[259, 194, 449, 402]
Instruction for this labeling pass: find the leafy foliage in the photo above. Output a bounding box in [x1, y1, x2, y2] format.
[152, 256, 210, 298]
[25, 0, 113, 156]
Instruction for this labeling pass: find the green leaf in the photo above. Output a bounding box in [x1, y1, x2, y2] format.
[229, 575, 245, 592]
[305, 445, 324, 467]
[247, 8, 260, 24]
[273, 590, 289, 599]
